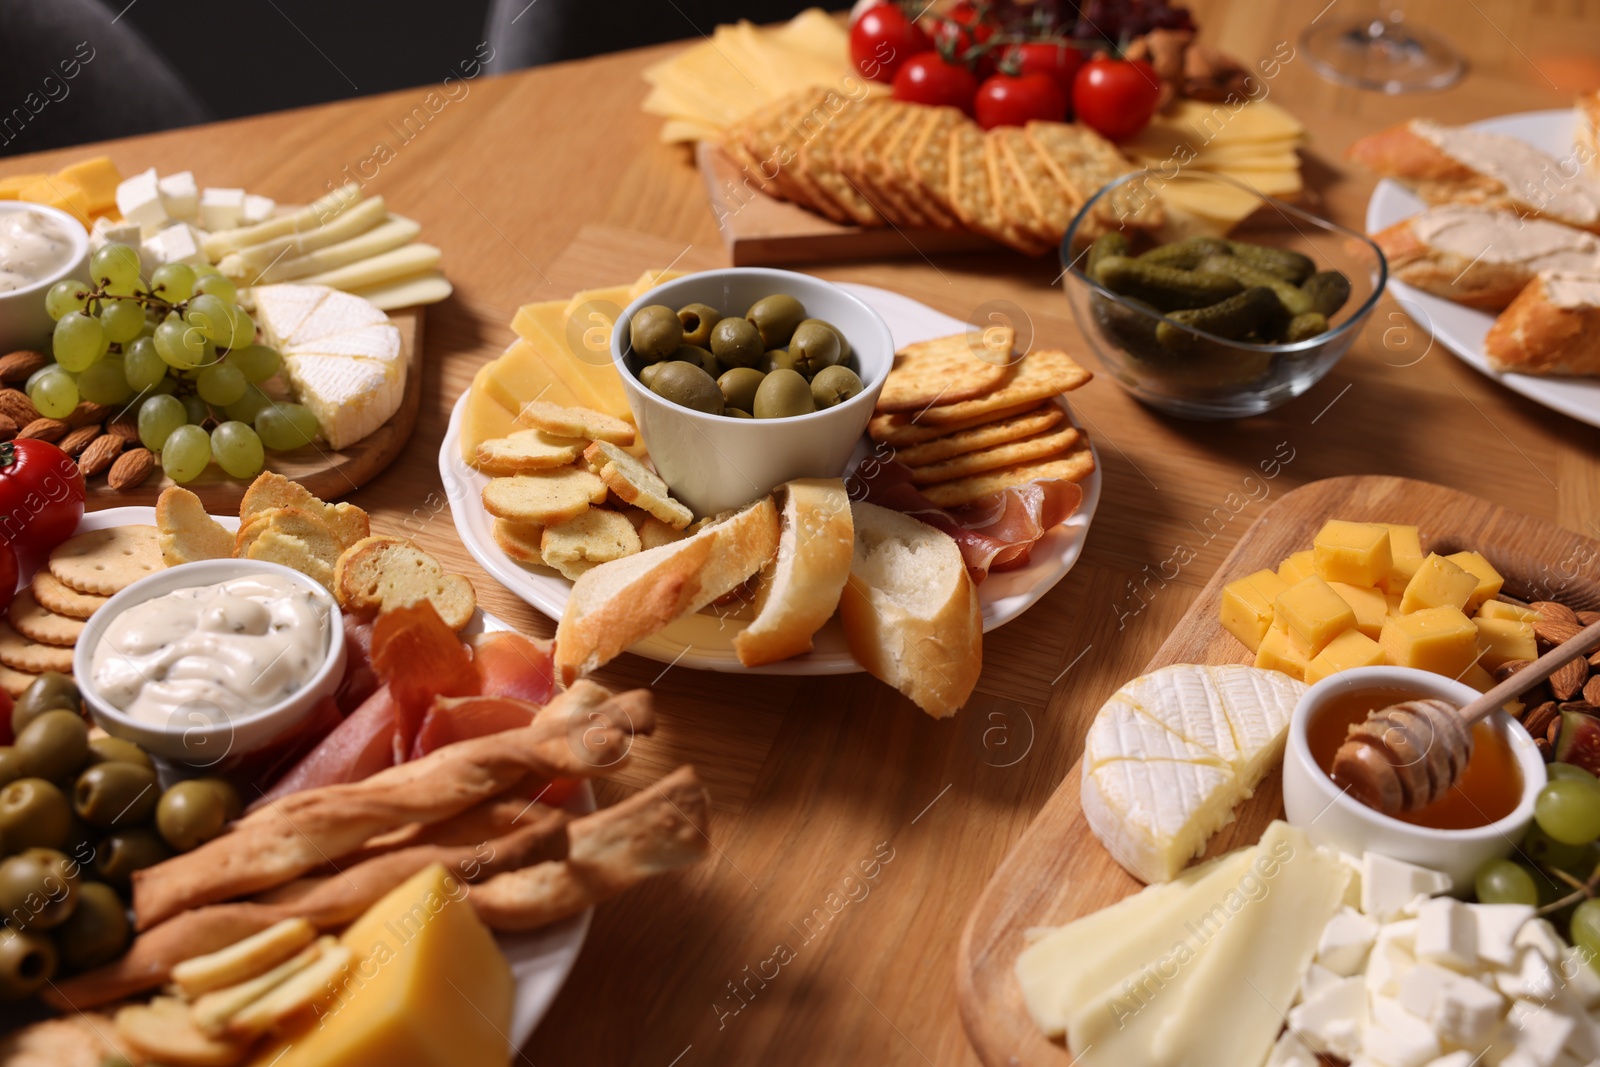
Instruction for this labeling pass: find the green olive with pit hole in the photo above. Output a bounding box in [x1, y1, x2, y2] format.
[799, 318, 850, 364]
[94, 827, 172, 887]
[752, 368, 817, 419]
[0, 778, 71, 852]
[157, 780, 231, 853]
[676, 303, 722, 347]
[628, 305, 683, 362]
[789, 320, 842, 377]
[0, 848, 78, 930]
[84, 737, 154, 773]
[0, 927, 56, 1001]
[648, 361, 725, 416]
[14, 710, 88, 784]
[74, 762, 159, 829]
[810, 365, 865, 409]
[0, 747, 23, 790]
[717, 367, 766, 413]
[667, 344, 720, 378]
[54, 881, 129, 971]
[709, 317, 764, 368]
[746, 294, 806, 348]
[12, 673, 80, 737]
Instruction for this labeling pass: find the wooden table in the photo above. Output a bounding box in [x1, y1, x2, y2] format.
[6, 0, 1599, 1061]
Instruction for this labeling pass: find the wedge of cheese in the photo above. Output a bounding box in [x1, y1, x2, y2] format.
[1080, 664, 1307, 884]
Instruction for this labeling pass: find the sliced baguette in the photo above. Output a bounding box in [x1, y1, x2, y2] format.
[334, 535, 476, 630]
[1484, 270, 1600, 376]
[554, 496, 780, 684]
[839, 502, 981, 719]
[733, 479, 854, 668]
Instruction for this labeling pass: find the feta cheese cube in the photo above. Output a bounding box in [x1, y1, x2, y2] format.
[1518, 921, 1568, 966]
[1289, 974, 1367, 1060]
[1423, 1054, 1476, 1067]
[1399, 962, 1459, 1018]
[1370, 922, 1420, 998]
[1475, 904, 1538, 968]
[1506, 999, 1576, 1067]
[199, 187, 246, 231]
[1432, 973, 1506, 1048]
[157, 170, 198, 221]
[1320, 907, 1382, 976]
[89, 216, 141, 251]
[141, 223, 207, 267]
[1366, 995, 1443, 1067]
[1266, 1030, 1320, 1067]
[1558, 947, 1600, 1010]
[1364, 855, 1452, 921]
[242, 193, 276, 224]
[1417, 898, 1479, 971]
[1499, 948, 1563, 1004]
[114, 167, 167, 234]
[1303, 961, 1343, 1004]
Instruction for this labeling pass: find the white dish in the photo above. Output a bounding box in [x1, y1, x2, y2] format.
[31, 507, 585, 1050]
[1365, 108, 1600, 430]
[440, 282, 1103, 675]
[0, 200, 91, 353]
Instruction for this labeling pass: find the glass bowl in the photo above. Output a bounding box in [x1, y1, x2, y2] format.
[1060, 171, 1387, 419]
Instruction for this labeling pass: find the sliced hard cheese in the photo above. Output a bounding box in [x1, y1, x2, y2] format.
[1153, 174, 1268, 227]
[459, 365, 518, 464]
[561, 284, 636, 323]
[204, 183, 362, 259]
[250, 222, 425, 285]
[512, 301, 632, 422]
[304, 245, 444, 292]
[283, 353, 402, 451]
[483, 339, 592, 416]
[348, 269, 453, 310]
[223, 196, 390, 271]
[628, 267, 686, 301]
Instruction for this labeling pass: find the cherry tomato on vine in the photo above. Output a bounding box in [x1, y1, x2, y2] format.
[849, 3, 931, 84]
[975, 72, 1067, 129]
[1002, 40, 1087, 99]
[1072, 57, 1162, 141]
[891, 51, 980, 115]
[0, 439, 85, 564]
[931, 1, 998, 76]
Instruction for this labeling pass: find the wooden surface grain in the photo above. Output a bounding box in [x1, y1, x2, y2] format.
[4, 1, 1598, 1063]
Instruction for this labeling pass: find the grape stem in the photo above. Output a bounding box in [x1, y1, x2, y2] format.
[1533, 857, 1600, 917]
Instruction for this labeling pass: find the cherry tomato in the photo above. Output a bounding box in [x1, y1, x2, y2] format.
[1072, 57, 1162, 142]
[975, 72, 1068, 129]
[931, 2, 998, 76]
[0, 439, 85, 564]
[849, 3, 931, 84]
[892, 51, 980, 116]
[1003, 41, 1087, 98]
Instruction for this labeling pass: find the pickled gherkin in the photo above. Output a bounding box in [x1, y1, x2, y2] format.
[1197, 255, 1314, 317]
[1137, 235, 1231, 270]
[1283, 312, 1330, 343]
[1155, 287, 1282, 351]
[1226, 240, 1314, 283]
[1084, 232, 1130, 277]
[1301, 270, 1352, 317]
[1092, 256, 1244, 311]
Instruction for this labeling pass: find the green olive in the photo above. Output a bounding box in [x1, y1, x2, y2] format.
[94, 827, 172, 887]
[156, 780, 229, 853]
[668, 344, 720, 378]
[628, 305, 683, 362]
[760, 348, 802, 375]
[799, 318, 851, 364]
[0, 848, 78, 930]
[202, 779, 243, 822]
[789, 320, 843, 377]
[0, 927, 56, 1000]
[54, 881, 129, 971]
[717, 367, 766, 413]
[14, 710, 89, 783]
[0, 747, 24, 790]
[649, 361, 725, 416]
[752, 369, 817, 419]
[0, 778, 71, 852]
[13, 673, 80, 736]
[676, 303, 722, 347]
[709, 317, 764, 368]
[74, 762, 159, 829]
[746, 294, 806, 348]
[85, 737, 154, 773]
[725, 407, 752, 418]
[638, 361, 663, 389]
[811, 365, 866, 409]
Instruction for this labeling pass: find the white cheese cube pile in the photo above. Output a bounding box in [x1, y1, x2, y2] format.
[157, 170, 198, 221]
[1277, 851, 1600, 1067]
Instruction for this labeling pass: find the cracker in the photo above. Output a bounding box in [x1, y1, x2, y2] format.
[512, 400, 634, 446]
[0, 663, 36, 698]
[904, 106, 964, 229]
[983, 130, 1052, 253]
[492, 519, 545, 565]
[482, 468, 608, 526]
[1026, 121, 1161, 233]
[876, 331, 1013, 413]
[473, 430, 586, 476]
[765, 90, 852, 222]
[156, 486, 234, 567]
[920, 442, 1097, 507]
[910, 425, 1082, 485]
[31, 570, 108, 619]
[239, 472, 369, 551]
[8, 590, 85, 647]
[852, 102, 925, 228]
[49, 525, 162, 596]
[540, 508, 642, 581]
[799, 98, 883, 227]
[893, 406, 1066, 467]
[584, 441, 693, 530]
[913, 349, 1091, 426]
[868, 400, 1047, 447]
[0, 619, 75, 674]
[993, 126, 1077, 241]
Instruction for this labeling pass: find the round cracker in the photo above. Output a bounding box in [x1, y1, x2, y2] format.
[0, 619, 75, 674]
[49, 525, 163, 596]
[8, 590, 86, 647]
[31, 570, 109, 619]
[875, 331, 1013, 413]
[0, 662, 38, 698]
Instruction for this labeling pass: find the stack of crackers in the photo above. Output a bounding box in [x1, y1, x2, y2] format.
[720, 88, 1165, 255]
[871, 330, 1097, 508]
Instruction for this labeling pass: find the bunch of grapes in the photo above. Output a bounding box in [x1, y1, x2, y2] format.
[41, 242, 320, 484]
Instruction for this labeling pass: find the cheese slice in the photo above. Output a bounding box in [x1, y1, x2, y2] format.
[251, 222, 425, 285]
[1082, 758, 1239, 888]
[251, 284, 329, 346]
[628, 267, 687, 301]
[305, 245, 444, 293]
[225, 196, 390, 271]
[458, 364, 517, 464]
[348, 270, 453, 310]
[483, 338, 591, 415]
[204, 183, 362, 259]
[512, 300, 632, 421]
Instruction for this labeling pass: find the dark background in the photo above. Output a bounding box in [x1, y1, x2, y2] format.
[0, 0, 852, 157]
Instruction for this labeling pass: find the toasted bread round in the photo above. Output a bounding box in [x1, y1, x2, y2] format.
[334, 535, 477, 630]
[584, 441, 693, 530]
[156, 486, 234, 566]
[482, 468, 607, 526]
[540, 508, 642, 581]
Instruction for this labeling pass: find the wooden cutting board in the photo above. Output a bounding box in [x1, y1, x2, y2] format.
[955, 474, 1600, 1067]
[85, 306, 422, 509]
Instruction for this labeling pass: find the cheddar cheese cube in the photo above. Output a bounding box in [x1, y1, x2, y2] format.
[1275, 576, 1359, 654]
[1375, 523, 1425, 592]
[1384, 592, 1403, 618]
[17, 175, 91, 221]
[1306, 629, 1386, 684]
[1313, 520, 1394, 588]
[1278, 550, 1317, 585]
[1461, 662, 1496, 694]
[1445, 551, 1504, 614]
[1379, 607, 1480, 677]
[1474, 616, 1536, 670]
[1477, 600, 1542, 624]
[1255, 626, 1312, 682]
[1328, 581, 1389, 640]
[0, 173, 45, 200]
[1398, 553, 1478, 615]
[56, 156, 121, 214]
[1220, 570, 1290, 653]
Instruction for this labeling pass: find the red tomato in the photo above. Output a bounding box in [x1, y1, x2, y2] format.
[1072, 57, 1162, 142]
[931, 2, 997, 75]
[892, 51, 980, 116]
[975, 72, 1068, 129]
[849, 3, 931, 84]
[0, 440, 85, 563]
[1003, 41, 1086, 98]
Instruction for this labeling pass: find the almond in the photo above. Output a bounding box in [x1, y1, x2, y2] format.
[0, 389, 40, 427]
[1493, 659, 1533, 683]
[1550, 716, 1564, 745]
[1535, 737, 1554, 760]
[1563, 701, 1599, 716]
[1552, 657, 1590, 702]
[18, 418, 67, 443]
[0, 350, 47, 383]
[0, 413, 16, 443]
[57, 424, 101, 457]
[1531, 600, 1580, 625]
[1535, 617, 1584, 647]
[106, 447, 155, 491]
[1579, 611, 1600, 627]
[1523, 701, 1559, 742]
[76, 434, 124, 478]
[105, 416, 140, 445]
[1586, 675, 1600, 707]
[65, 402, 111, 429]
[1590, 649, 1600, 668]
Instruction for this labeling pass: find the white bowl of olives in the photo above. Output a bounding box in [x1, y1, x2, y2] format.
[611, 268, 893, 517]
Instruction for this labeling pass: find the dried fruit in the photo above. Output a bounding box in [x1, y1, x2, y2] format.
[65, 402, 112, 429]
[77, 434, 124, 478]
[1552, 657, 1590, 702]
[0, 350, 48, 383]
[1555, 709, 1600, 773]
[0, 388, 41, 427]
[107, 447, 155, 490]
[1531, 600, 1580, 624]
[17, 418, 67, 442]
[57, 424, 101, 457]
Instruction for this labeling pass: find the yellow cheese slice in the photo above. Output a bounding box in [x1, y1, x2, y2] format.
[1162, 99, 1305, 146]
[482, 338, 588, 414]
[18, 176, 91, 223]
[561, 284, 636, 323]
[629, 268, 686, 301]
[509, 305, 613, 413]
[459, 364, 518, 463]
[347, 269, 453, 310]
[1152, 174, 1265, 226]
[524, 298, 633, 420]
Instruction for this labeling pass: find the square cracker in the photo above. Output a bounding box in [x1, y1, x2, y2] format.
[893, 406, 1066, 466]
[1026, 121, 1163, 234]
[736, 91, 835, 216]
[798, 98, 883, 227]
[983, 130, 1052, 253]
[910, 425, 1082, 485]
[904, 106, 964, 229]
[868, 399, 1047, 447]
[851, 103, 926, 228]
[992, 126, 1077, 242]
[920, 441, 1097, 507]
[876, 330, 1013, 413]
[912, 349, 1091, 427]
[767, 90, 856, 224]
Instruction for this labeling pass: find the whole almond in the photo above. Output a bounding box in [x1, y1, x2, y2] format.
[1531, 600, 1580, 625]
[65, 402, 111, 429]
[76, 434, 123, 477]
[0, 389, 40, 427]
[0, 350, 47, 383]
[18, 418, 67, 443]
[57, 424, 101, 456]
[1535, 617, 1584, 647]
[1524, 701, 1559, 741]
[106, 447, 154, 491]
[105, 416, 140, 445]
[0, 413, 15, 443]
[1586, 675, 1600, 707]
[1579, 611, 1600, 627]
[1590, 648, 1600, 668]
[1494, 659, 1533, 683]
[1552, 657, 1590, 702]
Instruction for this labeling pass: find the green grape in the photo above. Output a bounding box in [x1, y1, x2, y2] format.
[1549, 763, 1600, 786]
[154, 313, 207, 369]
[181, 394, 209, 425]
[25, 364, 55, 393]
[78, 358, 133, 405]
[192, 271, 237, 303]
[229, 344, 281, 384]
[137, 394, 186, 450]
[211, 421, 264, 479]
[223, 385, 273, 424]
[160, 424, 211, 483]
[1475, 858, 1538, 906]
[99, 298, 145, 345]
[28, 369, 78, 419]
[256, 401, 319, 451]
[123, 338, 168, 392]
[1520, 824, 1595, 872]
[1534, 778, 1600, 845]
[53, 312, 104, 371]
[150, 263, 196, 303]
[196, 363, 247, 406]
[90, 243, 142, 295]
[1574, 899, 1600, 964]
[186, 294, 253, 349]
[45, 279, 90, 320]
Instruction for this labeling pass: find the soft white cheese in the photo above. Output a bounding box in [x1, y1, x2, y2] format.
[1363, 855, 1452, 922]
[157, 171, 198, 221]
[115, 167, 167, 234]
[1319, 907, 1382, 977]
[1416, 898, 1479, 972]
[200, 187, 246, 231]
[89, 216, 141, 252]
[1288, 973, 1367, 1060]
[1559, 946, 1600, 1010]
[1506, 998, 1576, 1067]
[1265, 1030, 1320, 1067]
[1475, 905, 1539, 969]
[1431, 972, 1505, 1048]
[1498, 947, 1562, 1003]
[1366, 994, 1442, 1067]
[242, 193, 276, 224]
[141, 222, 207, 267]
[1517, 920, 1568, 966]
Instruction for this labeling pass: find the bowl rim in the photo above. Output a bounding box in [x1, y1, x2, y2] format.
[1287, 665, 1546, 843]
[0, 199, 92, 301]
[1059, 169, 1390, 355]
[609, 266, 895, 427]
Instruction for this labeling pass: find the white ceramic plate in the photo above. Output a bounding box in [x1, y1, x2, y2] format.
[440, 282, 1103, 675]
[35, 508, 586, 1050]
[1364, 109, 1600, 430]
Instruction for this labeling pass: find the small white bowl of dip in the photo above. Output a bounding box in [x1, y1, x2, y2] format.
[74, 558, 346, 766]
[0, 201, 91, 353]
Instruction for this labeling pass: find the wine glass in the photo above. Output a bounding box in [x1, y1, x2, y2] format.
[1301, 0, 1465, 93]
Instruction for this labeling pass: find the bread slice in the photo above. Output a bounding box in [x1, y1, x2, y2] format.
[239, 471, 369, 550]
[540, 508, 642, 581]
[244, 507, 344, 591]
[492, 519, 545, 564]
[155, 487, 233, 566]
[584, 441, 693, 530]
[1485, 271, 1600, 376]
[839, 502, 981, 719]
[334, 535, 476, 630]
[472, 430, 586, 475]
[554, 496, 780, 684]
[514, 399, 635, 446]
[733, 479, 854, 667]
[482, 468, 607, 525]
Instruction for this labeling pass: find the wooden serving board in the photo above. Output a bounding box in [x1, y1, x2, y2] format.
[956, 474, 1600, 1067]
[85, 306, 423, 509]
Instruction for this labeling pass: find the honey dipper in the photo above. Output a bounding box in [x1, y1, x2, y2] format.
[1331, 618, 1600, 815]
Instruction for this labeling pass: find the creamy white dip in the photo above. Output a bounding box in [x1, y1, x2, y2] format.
[0, 210, 76, 293]
[92, 574, 329, 725]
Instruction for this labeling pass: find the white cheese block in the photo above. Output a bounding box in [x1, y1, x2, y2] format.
[1431, 973, 1506, 1048]
[1366, 995, 1442, 1067]
[1369, 920, 1419, 998]
[115, 167, 167, 234]
[282, 354, 402, 451]
[157, 171, 198, 221]
[1266, 1031, 1320, 1067]
[242, 193, 276, 224]
[284, 287, 388, 347]
[200, 187, 246, 232]
[1416, 898, 1479, 971]
[1362, 854, 1453, 921]
[1475, 904, 1537, 968]
[1517, 920, 1568, 966]
[1507, 999, 1576, 1067]
[1560, 946, 1600, 1009]
[1289, 972, 1367, 1059]
[89, 216, 141, 251]
[1498, 946, 1562, 1003]
[1319, 907, 1381, 976]
[141, 223, 208, 267]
